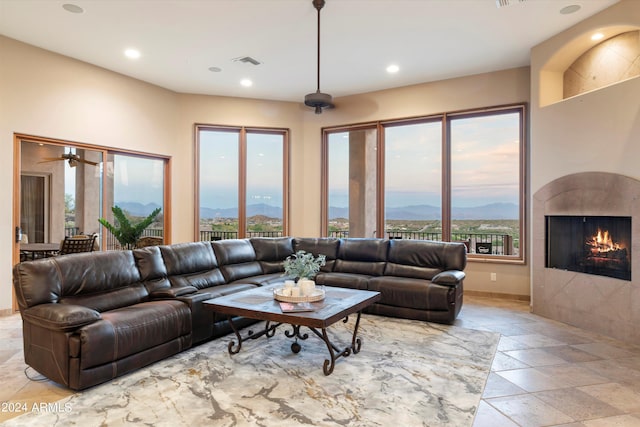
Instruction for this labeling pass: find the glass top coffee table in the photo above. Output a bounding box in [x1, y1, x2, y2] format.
[203, 284, 381, 375]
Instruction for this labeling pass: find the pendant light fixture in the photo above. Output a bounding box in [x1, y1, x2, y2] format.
[304, 0, 334, 114]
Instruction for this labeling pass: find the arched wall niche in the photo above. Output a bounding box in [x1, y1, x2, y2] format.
[539, 24, 639, 107]
[564, 30, 640, 98]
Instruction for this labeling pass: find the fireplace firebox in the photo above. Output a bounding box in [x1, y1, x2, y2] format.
[546, 215, 631, 281]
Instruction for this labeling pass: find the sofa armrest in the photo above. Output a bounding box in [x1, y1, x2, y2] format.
[21, 303, 101, 332]
[150, 286, 198, 298]
[432, 270, 465, 286]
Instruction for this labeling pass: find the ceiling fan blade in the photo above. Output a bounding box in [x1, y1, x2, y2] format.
[77, 158, 99, 166]
[37, 157, 65, 164]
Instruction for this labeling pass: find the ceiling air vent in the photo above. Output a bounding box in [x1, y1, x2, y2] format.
[496, 0, 526, 8]
[232, 56, 261, 66]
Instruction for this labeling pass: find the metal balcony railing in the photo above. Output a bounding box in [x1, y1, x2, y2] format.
[199, 230, 284, 241]
[329, 230, 518, 256]
[197, 229, 518, 256]
[104, 228, 164, 250]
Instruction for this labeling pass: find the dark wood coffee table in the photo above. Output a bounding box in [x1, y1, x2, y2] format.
[203, 284, 381, 375]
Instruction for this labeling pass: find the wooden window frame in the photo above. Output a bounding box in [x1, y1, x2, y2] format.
[321, 103, 527, 264]
[194, 124, 290, 240]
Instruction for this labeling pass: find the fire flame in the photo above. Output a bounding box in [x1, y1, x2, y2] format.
[587, 228, 621, 254]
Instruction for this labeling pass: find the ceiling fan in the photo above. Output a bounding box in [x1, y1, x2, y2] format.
[39, 149, 99, 167]
[304, 0, 334, 114]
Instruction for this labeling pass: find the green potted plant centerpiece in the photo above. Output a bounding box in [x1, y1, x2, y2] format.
[283, 250, 326, 281]
[98, 205, 161, 250]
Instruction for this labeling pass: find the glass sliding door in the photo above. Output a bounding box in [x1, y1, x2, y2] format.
[17, 135, 170, 254]
[104, 153, 165, 249]
[20, 141, 103, 245]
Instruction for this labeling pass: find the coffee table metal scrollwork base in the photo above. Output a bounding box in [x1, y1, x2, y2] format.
[225, 312, 363, 375]
[204, 285, 380, 376]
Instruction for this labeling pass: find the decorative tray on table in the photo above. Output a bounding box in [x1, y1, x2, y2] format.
[273, 287, 325, 303]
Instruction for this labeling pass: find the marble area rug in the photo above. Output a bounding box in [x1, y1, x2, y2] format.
[5, 315, 498, 427]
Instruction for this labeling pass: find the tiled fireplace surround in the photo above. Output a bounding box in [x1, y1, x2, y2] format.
[533, 171, 640, 345]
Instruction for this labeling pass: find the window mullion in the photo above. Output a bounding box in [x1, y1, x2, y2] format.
[238, 128, 247, 238]
[442, 116, 451, 242]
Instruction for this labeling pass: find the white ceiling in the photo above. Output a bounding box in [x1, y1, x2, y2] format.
[0, 0, 619, 103]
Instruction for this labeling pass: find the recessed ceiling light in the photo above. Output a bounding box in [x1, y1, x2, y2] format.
[240, 79, 253, 87]
[386, 64, 400, 74]
[124, 48, 141, 59]
[62, 3, 84, 13]
[208, 66, 222, 73]
[591, 32, 604, 41]
[559, 4, 581, 15]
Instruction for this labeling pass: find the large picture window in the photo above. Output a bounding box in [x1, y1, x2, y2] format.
[322, 104, 526, 261]
[325, 126, 378, 238]
[196, 125, 289, 241]
[383, 120, 442, 240]
[449, 109, 523, 257]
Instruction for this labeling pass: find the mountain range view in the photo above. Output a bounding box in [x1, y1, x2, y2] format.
[117, 201, 518, 220]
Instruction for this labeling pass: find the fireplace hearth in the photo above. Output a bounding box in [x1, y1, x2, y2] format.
[546, 215, 631, 281]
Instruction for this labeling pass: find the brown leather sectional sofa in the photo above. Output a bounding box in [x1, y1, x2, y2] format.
[12, 237, 466, 390]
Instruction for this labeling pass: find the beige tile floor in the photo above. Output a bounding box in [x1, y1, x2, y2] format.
[2, 295, 640, 426]
[460, 296, 640, 427]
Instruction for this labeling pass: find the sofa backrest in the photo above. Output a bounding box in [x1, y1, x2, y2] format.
[212, 239, 263, 282]
[158, 241, 226, 290]
[293, 237, 340, 272]
[13, 250, 146, 312]
[334, 238, 388, 276]
[384, 239, 467, 279]
[250, 237, 294, 274]
[133, 246, 171, 293]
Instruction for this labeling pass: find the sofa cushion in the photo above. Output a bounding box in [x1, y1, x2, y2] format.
[212, 239, 263, 282]
[133, 246, 167, 281]
[13, 251, 144, 311]
[334, 238, 388, 276]
[56, 251, 147, 312]
[293, 237, 340, 272]
[133, 246, 172, 294]
[229, 273, 287, 286]
[384, 239, 467, 279]
[21, 303, 101, 332]
[368, 276, 454, 311]
[315, 272, 370, 290]
[250, 237, 294, 274]
[76, 300, 191, 369]
[159, 242, 226, 290]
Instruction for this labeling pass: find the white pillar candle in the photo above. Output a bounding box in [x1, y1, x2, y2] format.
[300, 279, 315, 296]
[290, 286, 301, 297]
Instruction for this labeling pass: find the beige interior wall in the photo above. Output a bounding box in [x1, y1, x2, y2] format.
[0, 36, 179, 313]
[531, 0, 640, 195]
[0, 34, 531, 313]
